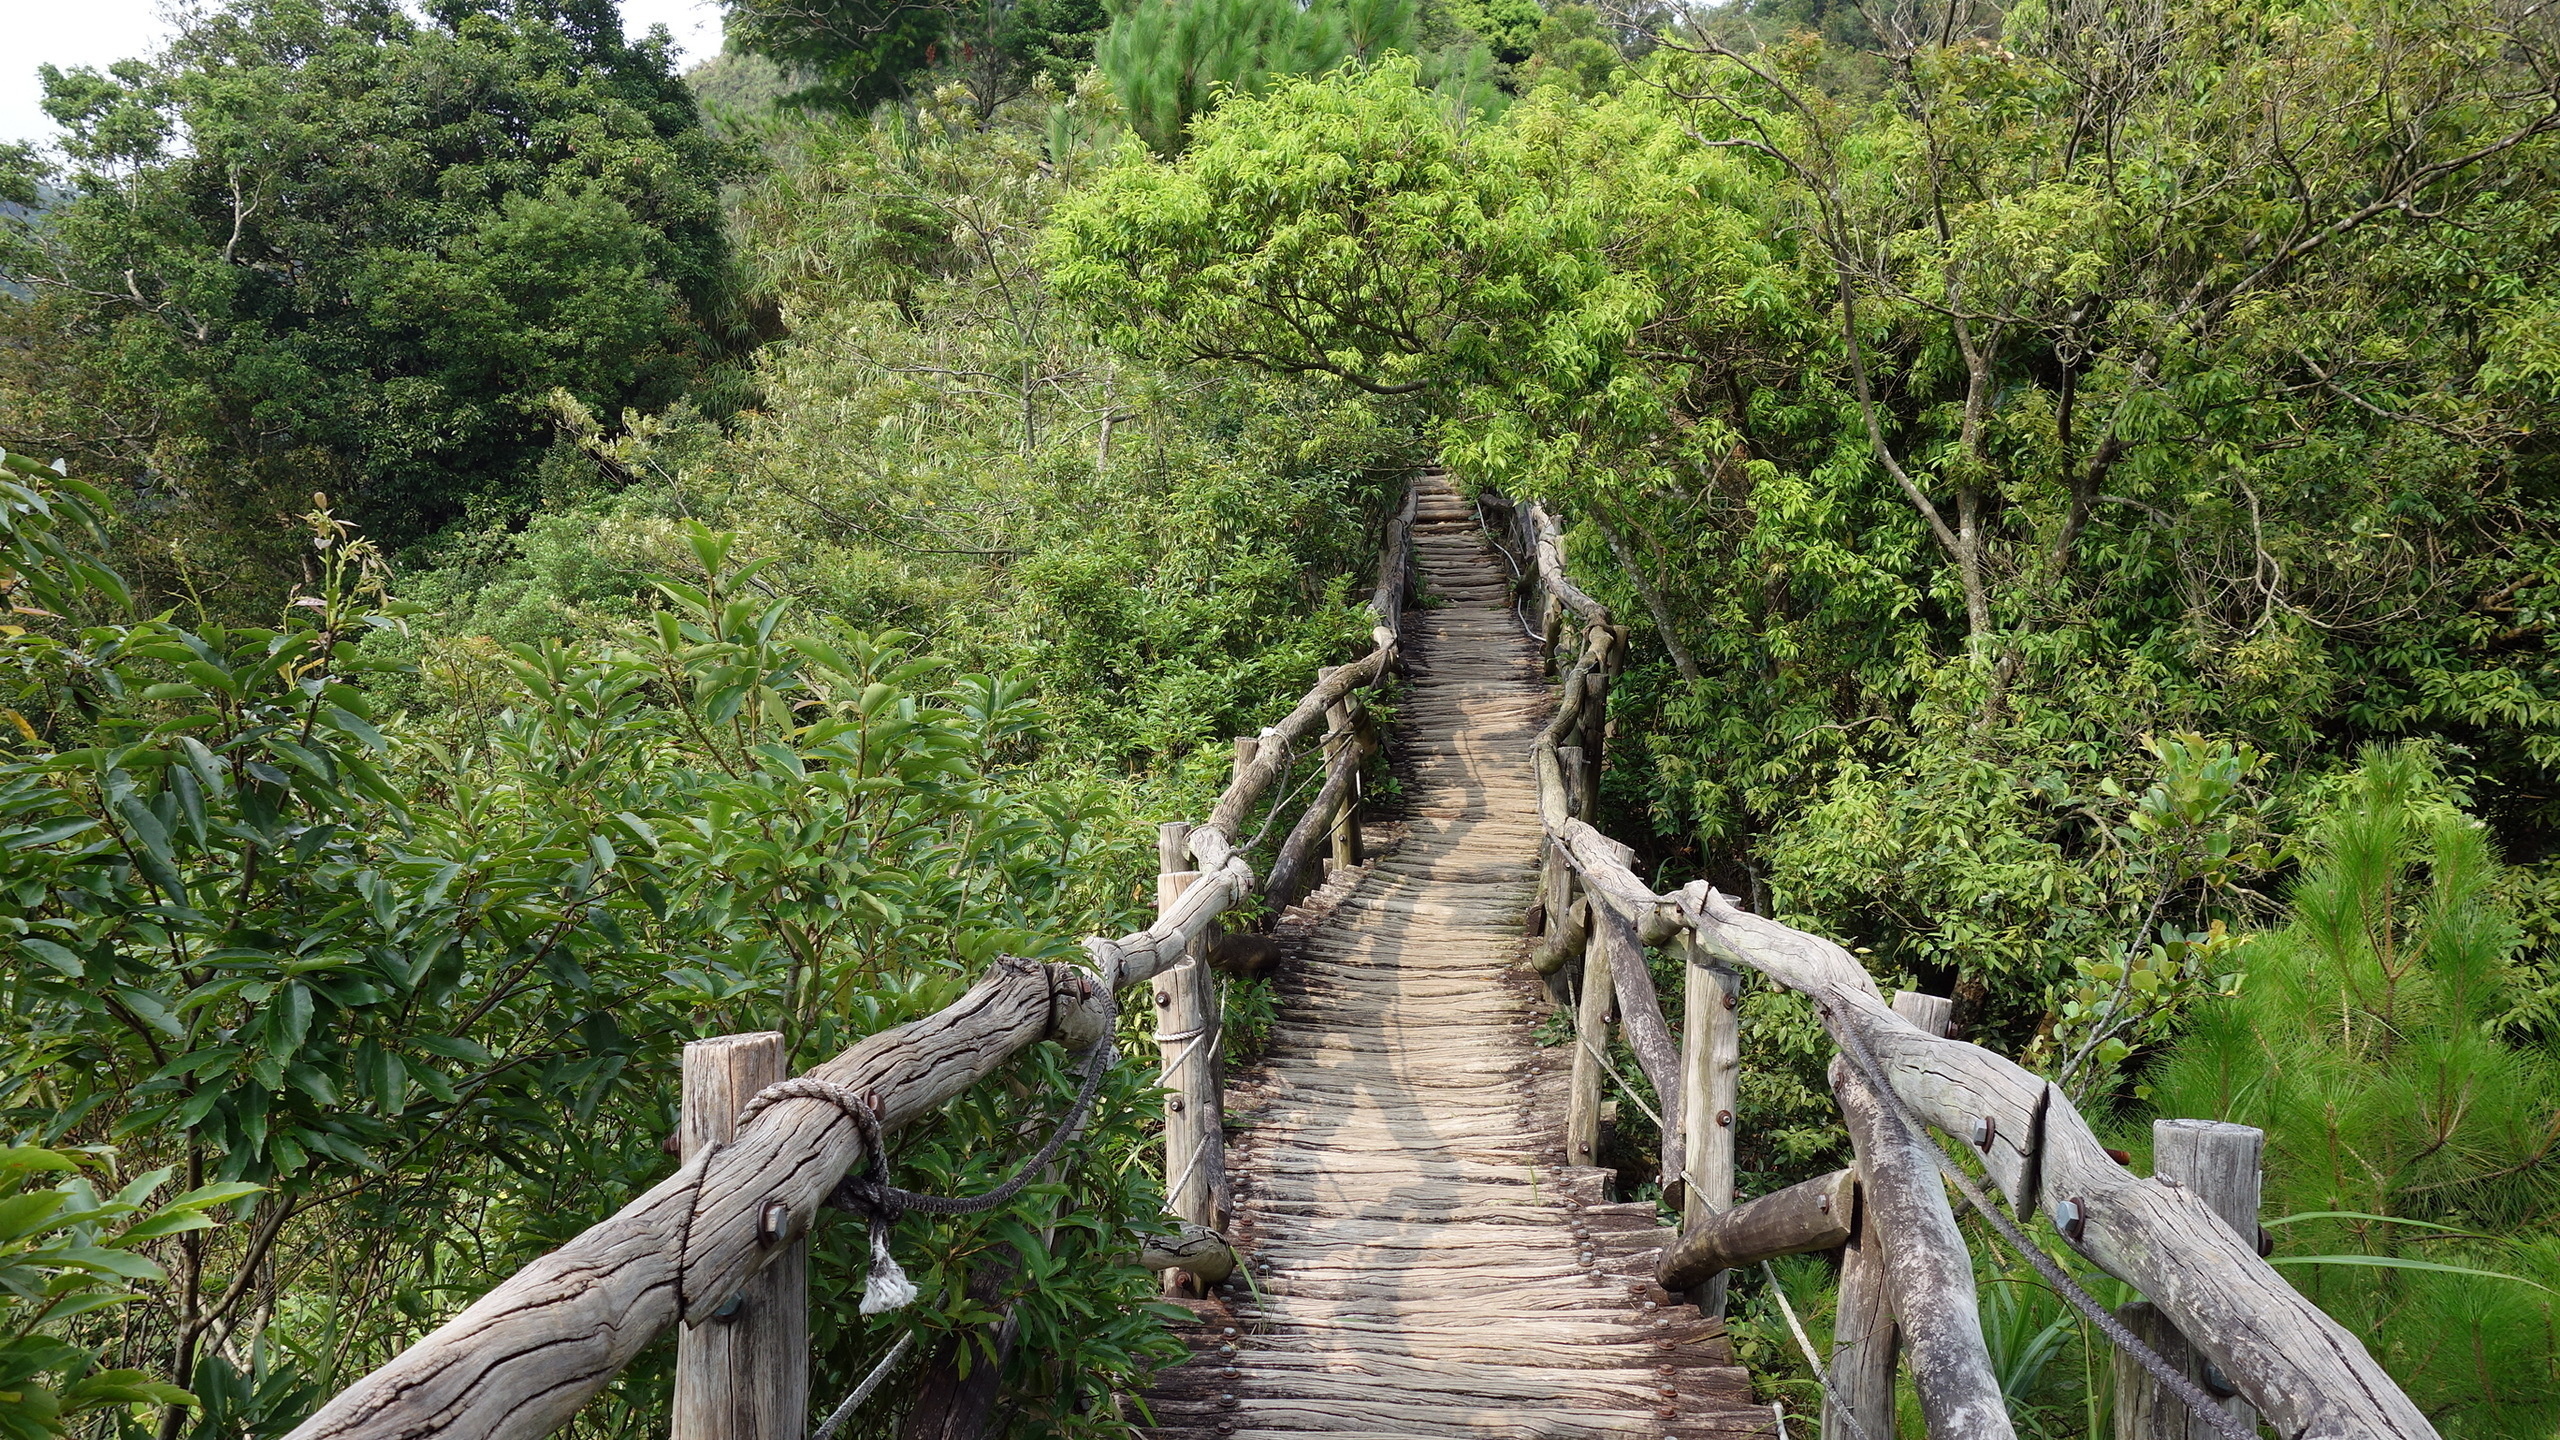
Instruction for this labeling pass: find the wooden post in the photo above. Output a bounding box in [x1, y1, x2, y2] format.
[674, 1033, 806, 1440]
[1156, 822, 1223, 1295]
[1892, 990, 1953, 1040]
[1321, 669, 1360, 876]
[1567, 901, 1614, 1174]
[2116, 1120, 2265, 1440]
[1827, 1185, 1898, 1440]
[1832, 1052, 2012, 1440]
[1558, 742, 1590, 825]
[1679, 931, 1741, 1316]
[1232, 735, 1259, 782]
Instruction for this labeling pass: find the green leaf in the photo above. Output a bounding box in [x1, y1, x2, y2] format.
[18, 938, 83, 978]
[2269, 1254, 2557, 1293]
[2263, 1211, 2495, 1239]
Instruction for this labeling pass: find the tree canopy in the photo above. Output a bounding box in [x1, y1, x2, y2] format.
[1, 0, 752, 559]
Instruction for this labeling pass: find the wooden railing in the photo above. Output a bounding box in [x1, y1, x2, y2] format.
[1483, 492, 2438, 1440]
[280, 482, 1416, 1440]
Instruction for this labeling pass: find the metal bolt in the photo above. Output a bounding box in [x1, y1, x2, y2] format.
[1715, 1109, 1733, 1128]
[710, 1292, 746, 1321]
[758, 1200, 790, 1246]
[1169, 1096, 1186, 1114]
[1155, 991, 1173, 1007]
[1723, 992, 1737, 1011]
[2202, 1362, 2239, 1399]
[1971, 1115, 1997, 1149]
[2055, 1196, 2087, 1243]
[1816, 1193, 1832, 1215]
[2256, 1225, 2276, 1259]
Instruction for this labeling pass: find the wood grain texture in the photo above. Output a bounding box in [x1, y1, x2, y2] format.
[1656, 1170, 1851, 1292]
[1824, 1184, 1897, 1440]
[1142, 470, 1769, 1440]
[674, 1034, 804, 1440]
[1678, 935, 1739, 1317]
[286, 959, 1090, 1440]
[1833, 1058, 2011, 1440]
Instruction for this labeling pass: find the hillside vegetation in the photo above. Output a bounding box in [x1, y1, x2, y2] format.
[2, 0, 2557, 1434]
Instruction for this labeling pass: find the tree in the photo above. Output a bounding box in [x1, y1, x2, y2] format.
[0, 0, 752, 565]
[2145, 746, 2560, 1435]
[1096, 0, 1418, 155]
[726, 0, 1114, 120]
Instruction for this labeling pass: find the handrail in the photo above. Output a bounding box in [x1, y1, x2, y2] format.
[1487, 489, 2437, 1440]
[281, 477, 1416, 1440]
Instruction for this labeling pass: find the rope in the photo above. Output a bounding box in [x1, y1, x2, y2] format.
[809, 1331, 915, 1440]
[1759, 1259, 1881, 1440]
[1826, 1007, 2255, 1440]
[731, 981, 1120, 1316]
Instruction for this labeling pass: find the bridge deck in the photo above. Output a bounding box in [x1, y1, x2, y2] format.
[1142, 475, 1771, 1439]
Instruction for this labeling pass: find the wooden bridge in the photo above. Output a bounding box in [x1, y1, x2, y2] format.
[278, 472, 2440, 1440]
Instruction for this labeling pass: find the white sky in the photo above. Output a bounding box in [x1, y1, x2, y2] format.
[1, 0, 726, 149]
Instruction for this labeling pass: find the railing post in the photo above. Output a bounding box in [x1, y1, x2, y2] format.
[1679, 931, 1741, 1317]
[1821, 995, 1946, 1440]
[674, 1033, 807, 1440]
[1321, 670, 1361, 877]
[1155, 822, 1223, 1294]
[2116, 1120, 2265, 1440]
[1566, 857, 1614, 1174]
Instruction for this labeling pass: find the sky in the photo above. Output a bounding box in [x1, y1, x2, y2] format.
[0, 0, 726, 149]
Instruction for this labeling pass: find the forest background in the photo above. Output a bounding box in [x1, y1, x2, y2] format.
[1, 0, 2557, 1434]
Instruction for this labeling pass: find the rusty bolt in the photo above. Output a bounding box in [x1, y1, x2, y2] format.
[1971, 1115, 1997, 1149]
[1715, 1109, 1733, 1128]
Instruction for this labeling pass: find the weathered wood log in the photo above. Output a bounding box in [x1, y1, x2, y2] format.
[1593, 902, 1683, 1192]
[1370, 480, 1416, 633]
[1526, 503, 1610, 633]
[1677, 931, 1739, 1316]
[285, 956, 1112, 1440]
[1892, 990, 1953, 1040]
[1832, 1056, 2012, 1440]
[1567, 915, 1613, 1170]
[1825, 1173, 1898, 1440]
[1264, 736, 1366, 912]
[1657, 1169, 1853, 1292]
[1531, 895, 1589, 979]
[1135, 1222, 1238, 1286]
[673, 1034, 804, 1440]
[2117, 1121, 2265, 1440]
[1322, 677, 1361, 876]
[1658, 883, 2439, 1440]
[1155, 869, 1222, 1264]
[1194, 645, 1393, 864]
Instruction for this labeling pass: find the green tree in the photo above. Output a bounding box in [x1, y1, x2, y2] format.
[2145, 746, 2560, 1436]
[726, 0, 1114, 121]
[1096, 0, 1420, 155]
[0, 0, 751, 567]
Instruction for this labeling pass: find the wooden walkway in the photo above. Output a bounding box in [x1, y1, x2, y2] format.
[1143, 475, 1769, 1440]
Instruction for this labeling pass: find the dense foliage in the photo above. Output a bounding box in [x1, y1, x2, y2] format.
[0, 0, 753, 569]
[5, 0, 2560, 1432]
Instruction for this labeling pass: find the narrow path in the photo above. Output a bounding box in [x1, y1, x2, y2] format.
[1143, 473, 1769, 1439]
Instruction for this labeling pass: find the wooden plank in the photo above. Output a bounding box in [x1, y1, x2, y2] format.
[1831, 1057, 2011, 1440]
[673, 1034, 804, 1440]
[1656, 1169, 1852, 1291]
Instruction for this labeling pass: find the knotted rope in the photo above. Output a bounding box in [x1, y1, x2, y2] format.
[731, 985, 1118, 1316]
